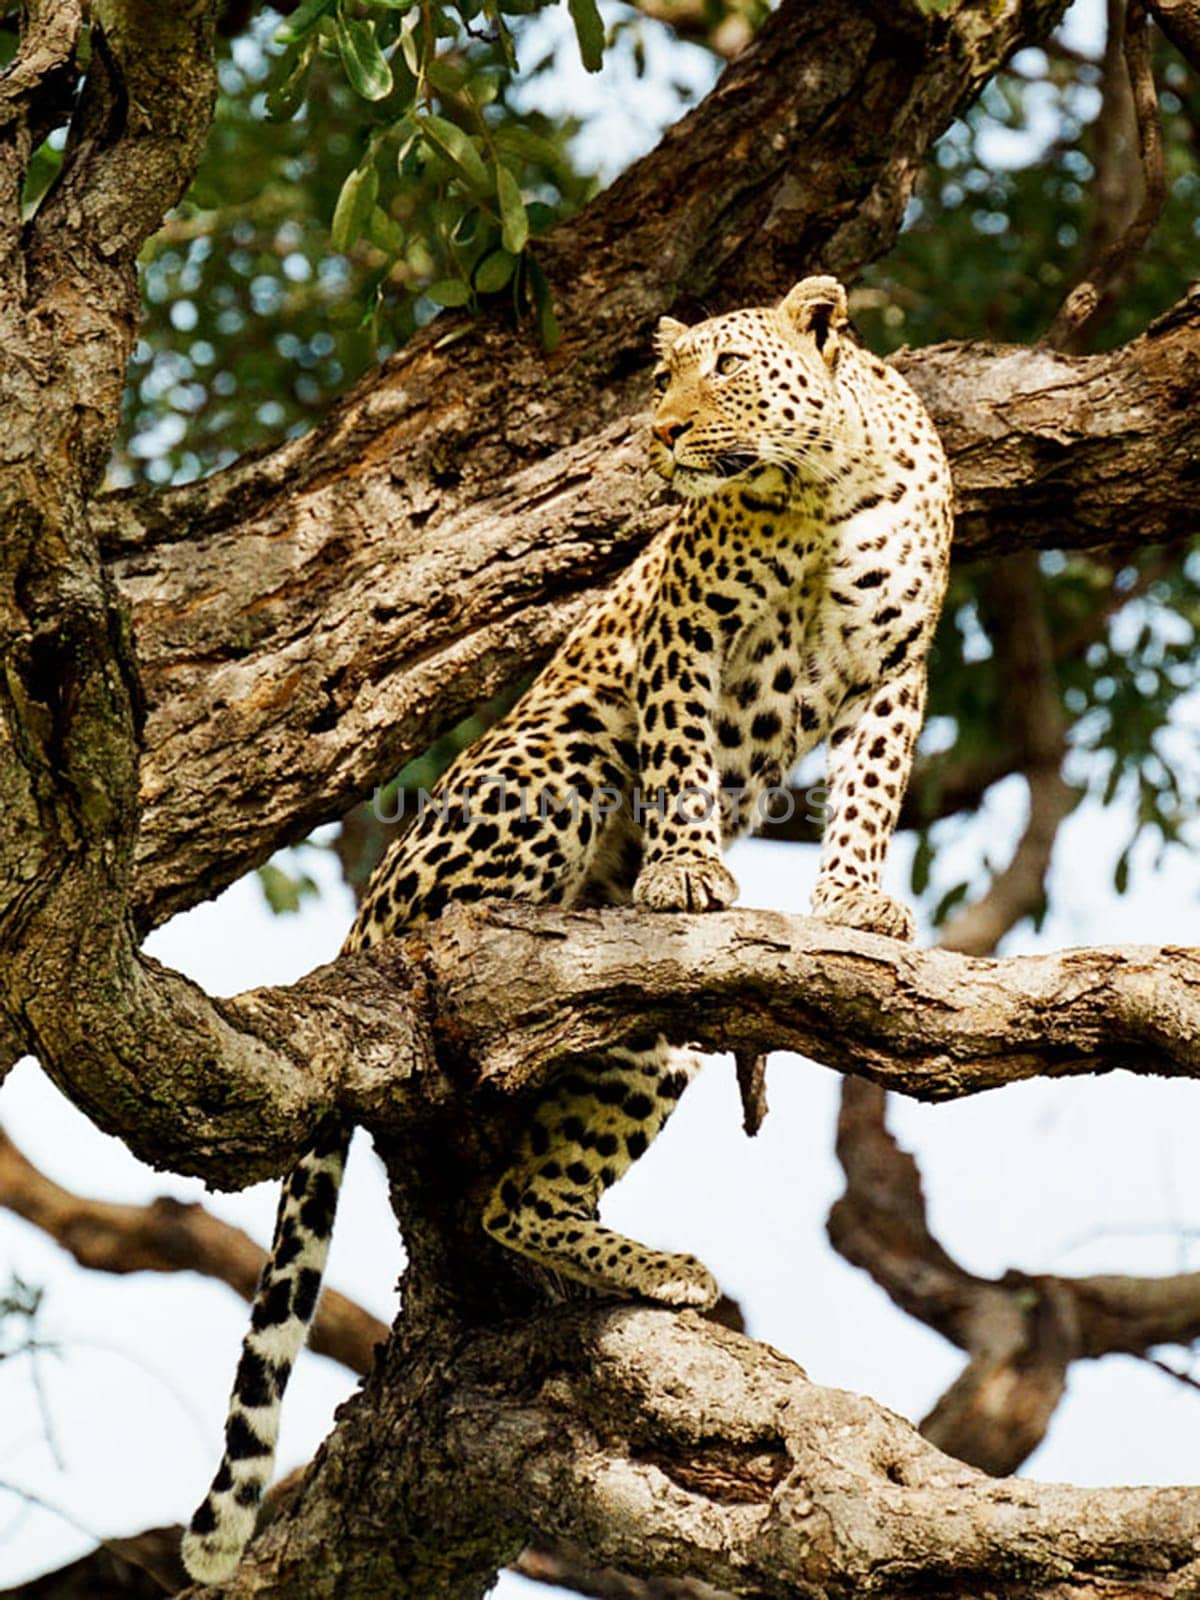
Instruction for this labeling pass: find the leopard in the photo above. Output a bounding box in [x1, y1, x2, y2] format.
[182, 275, 954, 1583]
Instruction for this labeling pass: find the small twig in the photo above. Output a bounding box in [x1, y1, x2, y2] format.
[1144, 1353, 1200, 1393]
[1057, 1222, 1200, 1258]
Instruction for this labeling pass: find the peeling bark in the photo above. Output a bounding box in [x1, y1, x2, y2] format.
[417, 904, 1200, 1104]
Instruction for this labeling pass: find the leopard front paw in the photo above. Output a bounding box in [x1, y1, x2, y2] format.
[811, 881, 915, 942]
[634, 856, 738, 912]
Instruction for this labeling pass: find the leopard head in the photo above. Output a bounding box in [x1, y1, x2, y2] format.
[649, 277, 852, 500]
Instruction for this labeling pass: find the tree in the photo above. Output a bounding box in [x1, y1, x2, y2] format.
[2, 0, 1200, 1594]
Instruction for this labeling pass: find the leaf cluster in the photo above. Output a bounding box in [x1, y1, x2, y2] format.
[115, 6, 598, 485]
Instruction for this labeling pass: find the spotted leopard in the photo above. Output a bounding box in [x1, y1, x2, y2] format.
[182, 276, 953, 1582]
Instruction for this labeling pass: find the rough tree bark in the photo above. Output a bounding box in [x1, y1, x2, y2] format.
[2, 0, 1200, 1596]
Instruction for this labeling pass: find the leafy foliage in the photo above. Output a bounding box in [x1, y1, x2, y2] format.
[115, 6, 599, 486]
[256, 858, 322, 914]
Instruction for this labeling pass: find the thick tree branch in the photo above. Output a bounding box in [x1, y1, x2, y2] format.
[1045, 0, 1167, 351]
[0, 1124, 387, 1372]
[422, 904, 1200, 1104]
[7, 902, 1200, 1190]
[0, 1524, 187, 1599]
[0, 0, 81, 279]
[0, 5, 226, 1141]
[831, 1080, 1200, 1477]
[190, 1305, 1200, 1599]
[1149, 0, 1200, 67]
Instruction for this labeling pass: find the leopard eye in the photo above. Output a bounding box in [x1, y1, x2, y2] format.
[716, 352, 746, 376]
[652, 369, 670, 395]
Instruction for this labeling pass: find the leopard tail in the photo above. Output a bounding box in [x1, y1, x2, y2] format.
[180, 1113, 351, 1582]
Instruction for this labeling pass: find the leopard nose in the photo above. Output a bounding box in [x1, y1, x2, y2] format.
[653, 419, 692, 448]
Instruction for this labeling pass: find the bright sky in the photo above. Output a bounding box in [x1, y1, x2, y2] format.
[8, 0, 1199, 1594]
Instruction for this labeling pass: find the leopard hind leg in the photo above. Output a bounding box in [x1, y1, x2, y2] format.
[481, 1042, 717, 1309]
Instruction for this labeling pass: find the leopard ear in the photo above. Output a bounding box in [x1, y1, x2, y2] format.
[780, 277, 848, 366]
[654, 315, 687, 357]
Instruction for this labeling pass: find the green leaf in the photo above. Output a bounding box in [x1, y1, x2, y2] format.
[427, 278, 473, 307]
[427, 58, 465, 95]
[525, 200, 558, 234]
[496, 165, 528, 254]
[274, 0, 334, 44]
[567, 0, 605, 72]
[336, 17, 394, 101]
[491, 9, 517, 69]
[475, 248, 517, 293]
[265, 39, 317, 121]
[417, 113, 490, 196]
[368, 205, 406, 255]
[331, 159, 379, 253]
[328, 299, 368, 326]
[357, 272, 386, 329]
[451, 206, 483, 244]
[398, 9, 421, 74]
[931, 880, 970, 926]
[258, 863, 312, 915]
[911, 828, 932, 896]
[526, 255, 559, 352]
[470, 71, 502, 106]
[1114, 843, 1132, 896]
